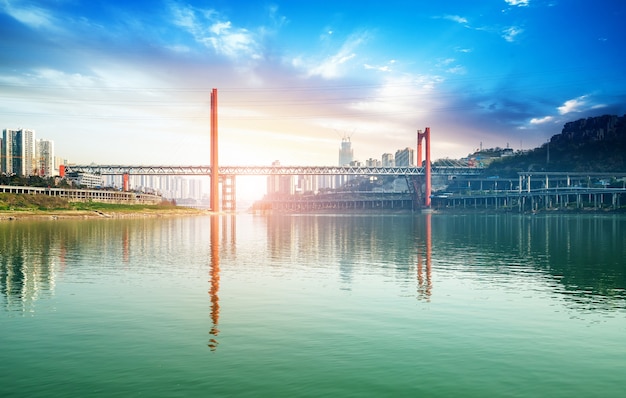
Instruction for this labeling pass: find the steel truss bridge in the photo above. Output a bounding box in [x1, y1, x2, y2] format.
[62, 164, 483, 211]
[63, 165, 483, 176]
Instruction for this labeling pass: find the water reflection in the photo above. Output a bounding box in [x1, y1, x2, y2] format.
[263, 214, 433, 299]
[417, 213, 432, 301]
[207, 214, 236, 351]
[0, 224, 57, 313]
[2, 213, 624, 320]
[432, 214, 626, 311]
[208, 215, 220, 351]
[0, 218, 217, 314]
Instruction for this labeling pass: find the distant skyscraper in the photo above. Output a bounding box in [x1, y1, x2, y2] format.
[338, 137, 354, 166]
[267, 160, 294, 197]
[36, 139, 55, 177]
[366, 158, 381, 167]
[394, 147, 415, 167]
[2, 128, 36, 176]
[382, 153, 395, 167]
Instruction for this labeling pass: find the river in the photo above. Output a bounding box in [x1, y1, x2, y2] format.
[1, 213, 625, 397]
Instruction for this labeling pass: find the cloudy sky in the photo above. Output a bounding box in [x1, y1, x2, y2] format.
[1, 0, 625, 167]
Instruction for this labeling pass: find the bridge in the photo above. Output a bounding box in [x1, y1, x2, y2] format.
[61, 164, 482, 211]
[61, 165, 480, 177]
[60, 89, 481, 211]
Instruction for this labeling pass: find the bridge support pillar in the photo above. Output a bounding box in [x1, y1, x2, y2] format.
[211, 88, 219, 212]
[221, 175, 236, 211]
[417, 127, 432, 208]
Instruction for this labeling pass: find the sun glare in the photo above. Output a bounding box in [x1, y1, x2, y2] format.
[236, 176, 267, 203]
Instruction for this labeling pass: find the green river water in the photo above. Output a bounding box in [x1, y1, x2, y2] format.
[1, 213, 625, 397]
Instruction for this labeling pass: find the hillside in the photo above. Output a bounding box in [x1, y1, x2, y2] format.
[484, 114, 626, 177]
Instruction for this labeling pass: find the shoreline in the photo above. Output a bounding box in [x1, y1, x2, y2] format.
[0, 207, 214, 221]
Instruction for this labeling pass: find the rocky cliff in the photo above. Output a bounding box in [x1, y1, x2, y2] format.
[486, 114, 626, 175]
[551, 114, 626, 147]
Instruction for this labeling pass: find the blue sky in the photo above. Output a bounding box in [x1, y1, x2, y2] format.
[1, 0, 625, 167]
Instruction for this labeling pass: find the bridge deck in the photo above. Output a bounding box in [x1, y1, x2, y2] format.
[63, 165, 482, 176]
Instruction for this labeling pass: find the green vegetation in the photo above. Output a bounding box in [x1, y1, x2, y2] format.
[0, 193, 71, 211]
[69, 200, 178, 212]
[0, 175, 71, 188]
[0, 193, 180, 212]
[483, 140, 626, 178]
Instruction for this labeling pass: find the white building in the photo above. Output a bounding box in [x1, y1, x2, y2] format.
[36, 139, 55, 177]
[66, 172, 104, 188]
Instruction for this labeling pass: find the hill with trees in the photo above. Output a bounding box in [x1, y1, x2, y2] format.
[483, 114, 626, 177]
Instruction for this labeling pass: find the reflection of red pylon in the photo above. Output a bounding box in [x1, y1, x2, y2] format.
[417, 127, 432, 208]
[417, 213, 432, 300]
[122, 226, 130, 263]
[208, 215, 220, 351]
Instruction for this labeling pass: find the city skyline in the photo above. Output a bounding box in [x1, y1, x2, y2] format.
[1, 1, 625, 168]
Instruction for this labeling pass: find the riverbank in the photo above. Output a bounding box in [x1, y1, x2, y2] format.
[0, 207, 212, 221]
[0, 192, 214, 220]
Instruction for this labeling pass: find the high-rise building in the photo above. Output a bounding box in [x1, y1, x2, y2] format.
[366, 158, 382, 167]
[2, 128, 36, 176]
[36, 139, 55, 177]
[299, 175, 318, 194]
[54, 156, 67, 174]
[382, 153, 395, 167]
[267, 160, 294, 197]
[338, 137, 354, 166]
[394, 147, 415, 167]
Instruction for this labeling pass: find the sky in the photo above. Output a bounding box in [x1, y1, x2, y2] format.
[1, 0, 625, 168]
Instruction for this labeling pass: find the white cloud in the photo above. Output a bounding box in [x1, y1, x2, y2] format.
[169, 3, 261, 60]
[209, 21, 231, 35]
[505, 0, 530, 6]
[446, 65, 466, 75]
[530, 116, 553, 124]
[558, 95, 588, 114]
[348, 73, 443, 119]
[0, 0, 57, 30]
[306, 33, 368, 79]
[309, 51, 356, 78]
[502, 26, 523, 42]
[364, 64, 391, 72]
[438, 58, 456, 66]
[208, 24, 260, 59]
[443, 15, 468, 25]
[266, 4, 288, 30]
